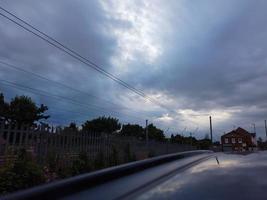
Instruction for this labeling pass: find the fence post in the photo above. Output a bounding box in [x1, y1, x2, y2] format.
[24, 124, 30, 148]
[12, 123, 18, 147]
[5, 123, 11, 153]
[0, 120, 3, 139]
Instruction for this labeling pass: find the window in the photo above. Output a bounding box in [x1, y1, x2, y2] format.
[225, 138, 229, 143]
[232, 138, 236, 143]
[238, 138, 242, 143]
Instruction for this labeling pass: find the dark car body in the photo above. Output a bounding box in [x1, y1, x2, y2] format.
[3, 151, 267, 200]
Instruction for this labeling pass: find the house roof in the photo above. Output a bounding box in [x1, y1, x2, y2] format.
[222, 127, 253, 138]
[235, 127, 250, 135]
[222, 130, 236, 137]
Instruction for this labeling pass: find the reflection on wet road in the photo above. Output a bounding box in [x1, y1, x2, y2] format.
[136, 152, 267, 200]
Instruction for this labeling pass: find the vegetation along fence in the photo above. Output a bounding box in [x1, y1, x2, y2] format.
[0, 121, 195, 167]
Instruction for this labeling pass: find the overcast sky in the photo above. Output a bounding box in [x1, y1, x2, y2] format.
[0, 0, 267, 140]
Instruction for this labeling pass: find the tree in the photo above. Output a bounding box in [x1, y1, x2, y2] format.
[69, 122, 78, 131]
[121, 124, 144, 139]
[197, 137, 211, 150]
[170, 134, 175, 143]
[172, 134, 184, 144]
[82, 116, 121, 133]
[0, 93, 10, 121]
[147, 124, 165, 141]
[64, 122, 79, 132]
[4, 94, 49, 125]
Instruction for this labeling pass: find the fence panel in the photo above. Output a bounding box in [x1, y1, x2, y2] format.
[0, 122, 195, 167]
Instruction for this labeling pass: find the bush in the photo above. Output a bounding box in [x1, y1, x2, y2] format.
[123, 143, 136, 163]
[94, 151, 105, 170]
[148, 150, 155, 158]
[0, 149, 45, 195]
[71, 151, 92, 175]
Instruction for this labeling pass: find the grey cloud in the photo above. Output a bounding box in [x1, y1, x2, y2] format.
[0, 0, 267, 138]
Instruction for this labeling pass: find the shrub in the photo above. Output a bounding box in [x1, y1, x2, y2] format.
[94, 151, 105, 170]
[108, 145, 119, 167]
[0, 149, 45, 195]
[71, 152, 92, 176]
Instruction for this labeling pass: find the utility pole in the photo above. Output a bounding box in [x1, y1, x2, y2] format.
[265, 120, 267, 141]
[190, 132, 192, 149]
[145, 119, 148, 145]
[209, 116, 213, 144]
[252, 123, 256, 133]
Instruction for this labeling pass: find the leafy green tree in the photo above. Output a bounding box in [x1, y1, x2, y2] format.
[197, 138, 211, 150]
[170, 134, 197, 145]
[82, 116, 121, 134]
[0, 93, 10, 121]
[121, 124, 144, 139]
[170, 134, 175, 143]
[64, 122, 79, 132]
[172, 134, 184, 144]
[69, 122, 78, 131]
[147, 124, 165, 141]
[5, 95, 49, 125]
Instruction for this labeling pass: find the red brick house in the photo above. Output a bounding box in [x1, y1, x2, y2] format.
[221, 127, 257, 152]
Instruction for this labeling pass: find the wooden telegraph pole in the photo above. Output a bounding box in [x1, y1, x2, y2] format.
[209, 116, 213, 144]
[145, 119, 148, 145]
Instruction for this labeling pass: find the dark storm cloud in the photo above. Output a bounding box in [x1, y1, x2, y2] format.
[0, 0, 267, 137]
[142, 1, 267, 121]
[0, 0, 145, 125]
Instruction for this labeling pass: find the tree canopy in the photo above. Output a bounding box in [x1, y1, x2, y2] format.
[0, 93, 9, 121]
[147, 123, 165, 141]
[121, 124, 144, 139]
[64, 122, 79, 132]
[82, 116, 121, 133]
[0, 93, 49, 125]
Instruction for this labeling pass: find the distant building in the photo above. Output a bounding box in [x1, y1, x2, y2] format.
[221, 127, 257, 152]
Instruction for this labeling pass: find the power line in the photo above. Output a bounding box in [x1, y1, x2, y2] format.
[34, 101, 137, 126]
[46, 111, 134, 126]
[44, 105, 136, 125]
[0, 60, 119, 108]
[0, 11, 146, 98]
[0, 7, 174, 113]
[0, 79, 144, 122]
[0, 59, 150, 117]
